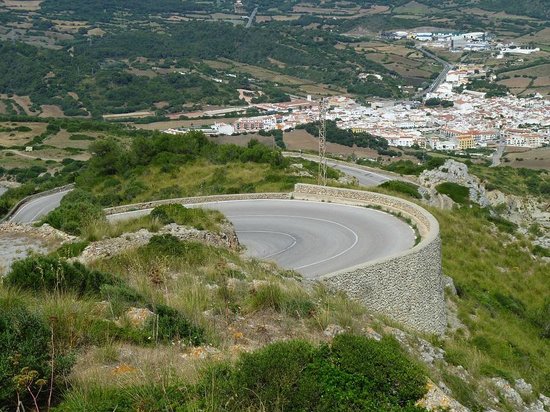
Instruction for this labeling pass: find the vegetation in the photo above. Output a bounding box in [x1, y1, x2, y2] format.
[199, 334, 427, 411]
[299, 121, 399, 156]
[76, 131, 319, 207]
[383, 157, 445, 176]
[379, 180, 422, 199]
[42, 189, 105, 235]
[435, 182, 470, 205]
[470, 165, 550, 197]
[150, 204, 226, 233]
[432, 205, 550, 394]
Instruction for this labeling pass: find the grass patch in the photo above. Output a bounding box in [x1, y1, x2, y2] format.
[435, 182, 470, 204]
[432, 205, 550, 393]
[151, 203, 226, 232]
[379, 180, 421, 199]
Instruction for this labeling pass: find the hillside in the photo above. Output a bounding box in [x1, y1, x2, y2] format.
[1, 127, 549, 411]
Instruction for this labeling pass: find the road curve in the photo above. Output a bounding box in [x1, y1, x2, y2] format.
[109, 199, 415, 278]
[9, 190, 71, 224]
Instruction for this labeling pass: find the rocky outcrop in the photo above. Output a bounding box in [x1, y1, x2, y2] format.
[0, 222, 76, 243]
[419, 159, 550, 247]
[419, 160, 490, 207]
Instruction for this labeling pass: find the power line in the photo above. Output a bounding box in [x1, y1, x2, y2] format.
[318, 97, 327, 186]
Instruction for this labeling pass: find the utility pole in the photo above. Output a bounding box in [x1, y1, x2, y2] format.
[318, 97, 328, 186]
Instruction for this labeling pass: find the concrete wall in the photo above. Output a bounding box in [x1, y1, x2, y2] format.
[293, 184, 446, 335]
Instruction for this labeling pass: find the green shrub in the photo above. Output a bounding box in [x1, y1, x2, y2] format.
[99, 284, 146, 316]
[435, 182, 470, 204]
[43, 189, 105, 235]
[69, 134, 95, 141]
[249, 283, 285, 312]
[50, 241, 90, 258]
[152, 304, 204, 345]
[54, 383, 189, 412]
[0, 301, 51, 409]
[5, 256, 116, 296]
[201, 334, 428, 411]
[144, 235, 210, 265]
[150, 203, 225, 232]
[380, 180, 421, 199]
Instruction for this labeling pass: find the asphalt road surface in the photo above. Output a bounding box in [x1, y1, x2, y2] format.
[328, 161, 390, 186]
[110, 199, 415, 278]
[9, 189, 71, 224]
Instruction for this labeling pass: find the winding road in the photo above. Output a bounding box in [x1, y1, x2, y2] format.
[108, 199, 415, 278]
[9, 189, 71, 224]
[6, 160, 415, 277]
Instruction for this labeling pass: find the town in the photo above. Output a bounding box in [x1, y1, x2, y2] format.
[165, 64, 549, 154]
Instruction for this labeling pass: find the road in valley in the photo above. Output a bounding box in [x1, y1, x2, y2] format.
[108, 199, 415, 278]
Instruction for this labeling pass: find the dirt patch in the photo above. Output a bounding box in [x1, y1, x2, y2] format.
[0, 94, 38, 115]
[498, 77, 532, 88]
[213, 134, 274, 147]
[503, 64, 550, 78]
[1, 0, 42, 11]
[533, 76, 550, 87]
[133, 118, 239, 131]
[39, 104, 65, 118]
[46, 130, 100, 150]
[87, 27, 106, 36]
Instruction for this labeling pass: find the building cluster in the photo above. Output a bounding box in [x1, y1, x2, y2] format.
[165, 66, 549, 152]
[381, 30, 539, 55]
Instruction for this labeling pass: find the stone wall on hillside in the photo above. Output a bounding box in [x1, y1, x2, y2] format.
[104, 193, 291, 215]
[293, 184, 446, 335]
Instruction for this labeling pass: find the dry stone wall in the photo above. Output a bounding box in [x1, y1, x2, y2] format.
[293, 184, 446, 335]
[104, 193, 290, 215]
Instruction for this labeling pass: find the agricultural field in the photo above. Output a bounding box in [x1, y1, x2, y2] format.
[503, 147, 550, 170]
[0, 121, 47, 147]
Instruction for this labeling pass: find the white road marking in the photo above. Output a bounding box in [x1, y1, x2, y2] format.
[237, 230, 298, 258]
[227, 214, 360, 270]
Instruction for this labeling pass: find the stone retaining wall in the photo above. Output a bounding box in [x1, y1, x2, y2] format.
[104, 192, 291, 215]
[293, 184, 446, 335]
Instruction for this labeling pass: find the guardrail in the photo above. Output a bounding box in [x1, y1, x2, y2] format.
[0, 184, 74, 223]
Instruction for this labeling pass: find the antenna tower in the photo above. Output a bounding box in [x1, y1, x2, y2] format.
[318, 97, 328, 185]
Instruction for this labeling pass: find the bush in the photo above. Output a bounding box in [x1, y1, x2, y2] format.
[43, 189, 106, 235]
[380, 181, 421, 199]
[50, 241, 90, 258]
[202, 334, 428, 411]
[5, 256, 117, 296]
[150, 203, 225, 232]
[144, 235, 210, 265]
[152, 304, 204, 345]
[0, 301, 51, 409]
[435, 182, 470, 204]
